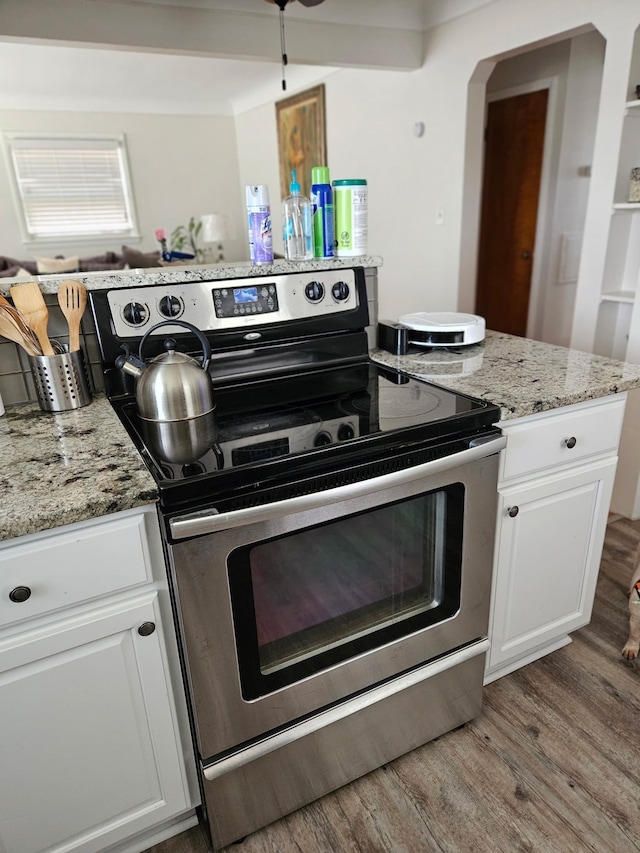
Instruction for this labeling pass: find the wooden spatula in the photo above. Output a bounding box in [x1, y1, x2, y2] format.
[9, 282, 55, 356]
[57, 280, 88, 352]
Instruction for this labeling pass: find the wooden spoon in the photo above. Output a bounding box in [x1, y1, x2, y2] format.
[0, 296, 41, 354]
[9, 282, 55, 356]
[57, 280, 88, 352]
[0, 311, 41, 356]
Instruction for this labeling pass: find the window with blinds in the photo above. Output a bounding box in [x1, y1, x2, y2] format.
[5, 134, 138, 241]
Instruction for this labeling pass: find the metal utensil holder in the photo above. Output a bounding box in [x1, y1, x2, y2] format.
[29, 350, 92, 412]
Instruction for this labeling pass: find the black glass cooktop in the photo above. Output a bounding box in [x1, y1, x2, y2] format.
[111, 359, 499, 512]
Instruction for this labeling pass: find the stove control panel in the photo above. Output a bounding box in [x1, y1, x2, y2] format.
[107, 269, 357, 339]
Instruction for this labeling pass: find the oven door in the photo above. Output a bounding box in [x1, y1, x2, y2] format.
[167, 433, 505, 759]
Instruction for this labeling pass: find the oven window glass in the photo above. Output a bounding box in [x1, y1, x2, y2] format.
[228, 484, 464, 700]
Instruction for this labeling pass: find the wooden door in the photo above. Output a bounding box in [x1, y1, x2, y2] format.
[475, 89, 549, 337]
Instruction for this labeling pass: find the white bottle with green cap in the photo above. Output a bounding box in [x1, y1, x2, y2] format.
[333, 179, 368, 257]
[283, 170, 313, 261]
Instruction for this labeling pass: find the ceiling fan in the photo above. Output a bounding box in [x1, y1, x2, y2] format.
[264, 0, 327, 90]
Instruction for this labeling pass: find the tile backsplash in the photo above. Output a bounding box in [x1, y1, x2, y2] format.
[0, 295, 104, 406]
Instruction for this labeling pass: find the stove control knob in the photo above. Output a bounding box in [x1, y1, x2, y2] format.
[305, 281, 325, 303]
[314, 431, 332, 447]
[332, 281, 350, 302]
[123, 301, 148, 326]
[158, 295, 183, 319]
[337, 423, 355, 441]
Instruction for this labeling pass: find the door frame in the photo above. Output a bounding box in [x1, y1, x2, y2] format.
[482, 76, 558, 338]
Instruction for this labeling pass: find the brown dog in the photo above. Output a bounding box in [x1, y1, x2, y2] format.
[622, 577, 640, 659]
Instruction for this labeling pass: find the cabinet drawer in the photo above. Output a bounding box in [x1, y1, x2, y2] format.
[0, 513, 153, 628]
[500, 397, 626, 482]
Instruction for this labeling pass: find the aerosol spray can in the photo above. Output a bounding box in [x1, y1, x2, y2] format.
[245, 185, 273, 264]
[310, 166, 334, 258]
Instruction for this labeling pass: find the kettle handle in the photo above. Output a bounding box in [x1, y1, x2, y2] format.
[138, 320, 211, 370]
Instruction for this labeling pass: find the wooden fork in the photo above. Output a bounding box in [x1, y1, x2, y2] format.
[57, 280, 88, 352]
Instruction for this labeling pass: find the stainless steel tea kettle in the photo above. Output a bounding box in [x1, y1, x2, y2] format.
[115, 320, 217, 463]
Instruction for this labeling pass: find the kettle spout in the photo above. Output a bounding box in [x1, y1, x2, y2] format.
[115, 345, 146, 378]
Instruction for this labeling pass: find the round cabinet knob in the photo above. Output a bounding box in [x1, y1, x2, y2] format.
[9, 586, 31, 603]
[314, 431, 332, 447]
[337, 423, 355, 441]
[331, 281, 350, 302]
[507, 506, 519, 518]
[158, 295, 183, 319]
[123, 301, 148, 326]
[304, 281, 325, 303]
[564, 436, 577, 449]
[137, 621, 156, 637]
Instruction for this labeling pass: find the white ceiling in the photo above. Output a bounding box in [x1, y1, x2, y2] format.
[0, 0, 495, 116]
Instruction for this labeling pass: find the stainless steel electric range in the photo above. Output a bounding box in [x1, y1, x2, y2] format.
[89, 266, 504, 849]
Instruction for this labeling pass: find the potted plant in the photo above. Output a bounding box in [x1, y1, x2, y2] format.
[170, 217, 204, 262]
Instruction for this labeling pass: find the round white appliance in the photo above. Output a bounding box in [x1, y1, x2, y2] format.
[398, 312, 486, 347]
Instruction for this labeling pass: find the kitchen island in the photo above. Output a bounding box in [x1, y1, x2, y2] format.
[371, 330, 640, 682]
[2, 329, 640, 542]
[3, 309, 640, 853]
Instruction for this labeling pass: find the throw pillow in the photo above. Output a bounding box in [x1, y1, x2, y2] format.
[37, 256, 80, 274]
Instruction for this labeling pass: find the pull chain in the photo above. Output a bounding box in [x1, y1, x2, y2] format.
[278, 3, 288, 90]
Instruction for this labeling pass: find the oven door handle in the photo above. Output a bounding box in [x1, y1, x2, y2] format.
[202, 637, 490, 782]
[169, 433, 506, 540]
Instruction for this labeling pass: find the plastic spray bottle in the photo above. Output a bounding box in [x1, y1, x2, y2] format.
[310, 166, 334, 258]
[283, 170, 313, 261]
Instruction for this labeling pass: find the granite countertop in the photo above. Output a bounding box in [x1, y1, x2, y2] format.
[5, 327, 640, 544]
[0, 395, 157, 543]
[371, 330, 640, 420]
[0, 256, 383, 293]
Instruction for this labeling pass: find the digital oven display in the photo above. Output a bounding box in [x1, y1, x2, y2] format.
[234, 287, 259, 304]
[212, 282, 278, 318]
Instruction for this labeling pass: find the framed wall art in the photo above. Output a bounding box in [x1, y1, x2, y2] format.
[276, 83, 327, 200]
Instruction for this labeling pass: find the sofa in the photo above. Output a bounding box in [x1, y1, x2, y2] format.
[0, 246, 161, 278]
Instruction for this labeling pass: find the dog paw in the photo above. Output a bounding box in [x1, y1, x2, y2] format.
[622, 643, 639, 659]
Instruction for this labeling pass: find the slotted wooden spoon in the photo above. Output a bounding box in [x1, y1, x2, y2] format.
[57, 280, 88, 352]
[9, 282, 55, 356]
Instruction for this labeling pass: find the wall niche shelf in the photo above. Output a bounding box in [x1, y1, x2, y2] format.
[600, 290, 635, 304]
[613, 203, 640, 211]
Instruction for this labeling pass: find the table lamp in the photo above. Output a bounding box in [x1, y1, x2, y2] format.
[201, 213, 229, 262]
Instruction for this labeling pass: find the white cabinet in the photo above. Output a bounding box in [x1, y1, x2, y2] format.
[485, 395, 625, 682]
[0, 507, 198, 853]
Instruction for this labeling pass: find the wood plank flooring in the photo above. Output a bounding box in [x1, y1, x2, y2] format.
[146, 516, 640, 853]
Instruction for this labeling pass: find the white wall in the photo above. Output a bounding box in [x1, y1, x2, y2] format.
[235, 0, 640, 329]
[0, 110, 247, 262]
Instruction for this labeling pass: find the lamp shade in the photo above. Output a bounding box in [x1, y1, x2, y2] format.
[201, 213, 228, 242]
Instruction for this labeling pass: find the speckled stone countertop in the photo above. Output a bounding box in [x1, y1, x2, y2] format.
[0, 395, 157, 543]
[5, 325, 640, 544]
[371, 330, 640, 420]
[0, 256, 383, 293]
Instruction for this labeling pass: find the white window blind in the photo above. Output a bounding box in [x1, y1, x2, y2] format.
[6, 134, 137, 240]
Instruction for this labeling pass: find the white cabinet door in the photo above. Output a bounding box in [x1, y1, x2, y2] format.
[487, 457, 617, 677]
[0, 592, 190, 853]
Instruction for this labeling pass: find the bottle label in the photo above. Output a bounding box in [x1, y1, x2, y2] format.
[335, 186, 368, 256]
[247, 210, 273, 264]
[311, 185, 335, 258]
